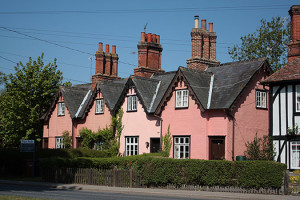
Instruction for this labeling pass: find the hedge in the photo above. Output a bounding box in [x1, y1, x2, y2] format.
[39, 156, 287, 189]
[0, 148, 112, 177]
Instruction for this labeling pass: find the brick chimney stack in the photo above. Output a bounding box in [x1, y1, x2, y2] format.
[187, 16, 220, 71]
[288, 5, 300, 63]
[92, 42, 119, 89]
[134, 32, 164, 78]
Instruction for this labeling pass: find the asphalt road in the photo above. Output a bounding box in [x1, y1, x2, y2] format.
[0, 184, 221, 200]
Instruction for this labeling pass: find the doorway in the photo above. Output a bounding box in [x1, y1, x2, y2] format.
[150, 138, 160, 153]
[209, 136, 225, 160]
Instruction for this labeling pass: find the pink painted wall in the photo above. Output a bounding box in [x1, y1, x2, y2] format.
[75, 90, 112, 148]
[119, 87, 161, 156]
[161, 81, 215, 159]
[43, 96, 73, 149]
[161, 68, 269, 160]
[229, 67, 269, 159]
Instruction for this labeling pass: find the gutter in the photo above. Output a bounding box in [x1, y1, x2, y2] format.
[75, 90, 91, 118]
[207, 74, 214, 109]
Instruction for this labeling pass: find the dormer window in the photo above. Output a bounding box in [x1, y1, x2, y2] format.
[176, 90, 189, 108]
[127, 95, 137, 111]
[58, 102, 65, 116]
[296, 85, 300, 112]
[95, 99, 104, 114]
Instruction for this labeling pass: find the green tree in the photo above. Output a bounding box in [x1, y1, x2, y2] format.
[0, 54, 64, 147]
[228, 16, 289, 71]
[244, 133, 275, 161]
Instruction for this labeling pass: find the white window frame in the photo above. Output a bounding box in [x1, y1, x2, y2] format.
[256, 90, 267, 108]
[175, 90, 189, 108]
[127, 95, 137, 111]
[56, 137, 64, 149]
[125, 136, 138, 156]
[174, 136, 190, 159]
[58, 102, 65, 116]
[95, 99, 104, 114]
[291, 141, 300, 169]
[296, 85, 300, 112]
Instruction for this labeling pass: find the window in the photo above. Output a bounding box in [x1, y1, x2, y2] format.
[176, 90, 189, 108]
[127, 95, 137, 111]
[296, 85, 300, 112]
[95, 99, 104, 114]
[56, 137, 64, 149]
[291, 141, 300, 169]
[256, 90, 267, 108]
[58, 102, 65, 116]
[125, 136, 138, 156]
[174, 136, 190, 159]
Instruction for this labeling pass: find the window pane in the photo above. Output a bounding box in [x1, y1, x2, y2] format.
[176, 91, 181, 107]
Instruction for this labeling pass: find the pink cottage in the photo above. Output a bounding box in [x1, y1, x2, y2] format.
[154, 16, 272, 160]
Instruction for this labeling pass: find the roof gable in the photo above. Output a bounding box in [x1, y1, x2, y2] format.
[207, 58, 269, 109]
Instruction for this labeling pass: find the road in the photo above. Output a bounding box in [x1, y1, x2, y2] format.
[0, 180, 299, 200]
[0, 184, 218, 200]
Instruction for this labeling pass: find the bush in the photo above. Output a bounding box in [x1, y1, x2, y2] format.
[39, 156, 286, 189]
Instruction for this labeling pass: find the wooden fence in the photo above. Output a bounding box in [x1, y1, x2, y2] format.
[41, 167, 143, 188]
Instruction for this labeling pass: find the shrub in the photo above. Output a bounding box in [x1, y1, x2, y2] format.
[39, 156, 286, 189]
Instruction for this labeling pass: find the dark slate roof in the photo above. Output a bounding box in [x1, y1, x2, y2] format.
[61, 84, 92, 118]
[131, 76, 160, 112]
[149, 72, 177, 113]
[206, 58, 266, 109]
[179, 67, 213, 109]
[262, 56, 300, 84]
[124, 72, 176, 114]
[97, 79, 127, 113]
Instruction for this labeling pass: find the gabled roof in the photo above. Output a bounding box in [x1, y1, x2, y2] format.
[119, 72, 176, 114]
[155, 58, 270, 114]
[207, 58, 269, 109]
[262, 56, 300, 84]
[42, 84, 92, 121]
[179, 67, 213, 109]
[97, 79, 127, 114]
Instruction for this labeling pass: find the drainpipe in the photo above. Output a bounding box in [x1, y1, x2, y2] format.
[154, 114, 163, 151]
[226, 111, 235, 161]
[72, 119, 75, 148]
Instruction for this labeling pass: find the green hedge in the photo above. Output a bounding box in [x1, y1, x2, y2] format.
[0, 148, 112, 177]
[39, 156, 286, 189]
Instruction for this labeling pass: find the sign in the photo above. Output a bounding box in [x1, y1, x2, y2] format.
[21, 140, 35, 152]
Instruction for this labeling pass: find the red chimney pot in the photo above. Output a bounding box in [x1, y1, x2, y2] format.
[209, 23, 213, 32]
[112, 45, 116, 54]
[105, 44, 109, 53]
[147, 33, 152, 42]
[98, 42, 103, 51]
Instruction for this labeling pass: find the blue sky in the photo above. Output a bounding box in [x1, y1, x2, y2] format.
[0, 0, 298, 86]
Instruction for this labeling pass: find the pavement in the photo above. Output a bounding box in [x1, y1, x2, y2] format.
[0, 179, 299, 200]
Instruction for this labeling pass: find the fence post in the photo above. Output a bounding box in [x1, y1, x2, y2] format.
[113, 166, 117, 187]
[284, 170, 289, 195]
[130, 167, 133, 188]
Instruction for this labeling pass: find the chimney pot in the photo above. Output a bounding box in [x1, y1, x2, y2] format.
[209, 23, 213, 32]
[147, 33, 152, 42]
[98, 42, 103, 51]
[141, 32, 146, 42]
[194, 15, 199, 28]
[156, 35, 160, 44]
[112, 45, 116, 54]
[105, 44, 109, 53]
[201, 19, 207, 30]
[152, 34, 156, 43]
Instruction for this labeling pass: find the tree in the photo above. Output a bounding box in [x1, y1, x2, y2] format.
[228, 16, 289, 71]
[244, 133, 275, 161]
[62, 130, 72, 149]
[0, 54, 64, 147]
[161, 125, 172, 157]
